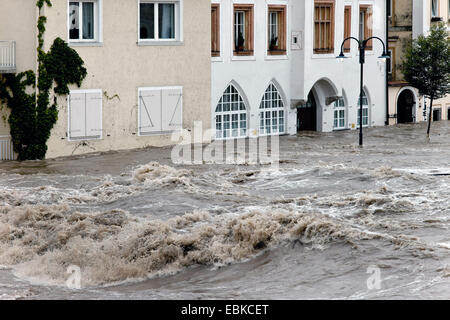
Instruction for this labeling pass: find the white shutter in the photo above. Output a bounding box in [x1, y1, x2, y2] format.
[69, 92, 86, 140]
[139, 88, 162, 135]
[85, 91, 102, 138]
[161, 87, 183, 132]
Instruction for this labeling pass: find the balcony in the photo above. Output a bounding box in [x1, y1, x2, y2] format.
[0, 136, 16, 160]
[0, 41, 16, 73]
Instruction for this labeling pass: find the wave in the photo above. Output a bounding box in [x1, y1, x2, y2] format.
[0, 202, 389, 288]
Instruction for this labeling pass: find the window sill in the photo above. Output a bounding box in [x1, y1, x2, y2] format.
[137, 40, 184, 46]
[267, 50, 286, 55]
[212, 56, 223, 63]
[311, 53, 337, 59]
[233, 50, 254, 56]
[231, 55, 256, 61]
[265, 54, 288, 61]
[69, 42, 103, 47]
[138, 130, 182, 137]
[431, 17, 443, 22]
[68, 136, 102, 142]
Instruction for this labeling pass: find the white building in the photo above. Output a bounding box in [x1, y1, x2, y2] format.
[211, 0, 388, 138]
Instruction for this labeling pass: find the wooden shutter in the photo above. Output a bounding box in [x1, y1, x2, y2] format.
[85, 91, 102, 139]
[211, 4, 220, 56]
[344, 6, 351, 52]
[68, 92, 86, 140]
[360, 5, 373, 49]
[314, 0, 335, 54]
[161, 87, 183, 132]
[139, 88, 162, 135]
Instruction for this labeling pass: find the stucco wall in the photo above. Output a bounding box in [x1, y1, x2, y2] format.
[292, 0, 388, 132]
[0, 0, 37, 136]
[211, 0, 294, 137]
[1, 0, 211, 159]
[42, 0, 211, 158]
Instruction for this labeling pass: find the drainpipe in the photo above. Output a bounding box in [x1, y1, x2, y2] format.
[385, 0, 389, 125]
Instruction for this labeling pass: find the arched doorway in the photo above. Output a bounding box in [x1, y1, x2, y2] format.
[397, 89, 415, 123]
[297, 91, 317, 131]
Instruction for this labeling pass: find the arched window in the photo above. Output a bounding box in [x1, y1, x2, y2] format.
[333, 97, 346, 130]
[259, 83, 285, 135]
[215, 84, 248, 139]
[357, 90, 369, 127]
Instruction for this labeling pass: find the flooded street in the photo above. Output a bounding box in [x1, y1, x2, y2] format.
[0, 122, 449, 300]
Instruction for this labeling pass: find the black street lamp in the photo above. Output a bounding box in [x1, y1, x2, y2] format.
[337, 37, 389, 146]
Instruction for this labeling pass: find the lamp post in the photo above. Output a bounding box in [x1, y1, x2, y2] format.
[337, 37, 389, 147]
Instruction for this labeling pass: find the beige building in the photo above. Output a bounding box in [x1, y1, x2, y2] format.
[0, 0, 211, 159]
[388, 0, 450, 125]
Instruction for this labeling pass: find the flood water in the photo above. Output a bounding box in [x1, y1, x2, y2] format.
[0, 122, 449, 300]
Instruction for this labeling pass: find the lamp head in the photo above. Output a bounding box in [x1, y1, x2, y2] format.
[336, 52, 347, 62]
[378, 51, 390, 60]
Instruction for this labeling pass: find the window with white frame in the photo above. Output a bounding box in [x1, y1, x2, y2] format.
[357, 91, 369, 127]
[259, 84, 285, 135]
[69, 1, 100, 42]
[333, 97, 346, 130]
[431, 0, 439, 17]
[139, 1, 181, 41]
[68, 89, 102, 140]
[268, 5, 287, 54]
[215, 85, 247, 139]
[138, 87, 183, 135]
[233, 4, 254, 55]
[387, 0, 392, 18]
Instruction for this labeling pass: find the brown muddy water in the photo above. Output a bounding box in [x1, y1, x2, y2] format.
[0, 122, 449, 300]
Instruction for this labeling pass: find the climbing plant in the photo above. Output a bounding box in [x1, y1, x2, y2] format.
[0, 0, 87, 160]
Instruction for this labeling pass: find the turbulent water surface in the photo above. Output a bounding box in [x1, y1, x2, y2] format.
[0, 122, 449, 300]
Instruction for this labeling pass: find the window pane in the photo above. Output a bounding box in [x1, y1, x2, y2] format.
[69, 2, 80, 40]
[235, 11, 245, 49]
[82, 2, 94, 40]
[140, 3, 155, 39]
[159, 3, 175, 39]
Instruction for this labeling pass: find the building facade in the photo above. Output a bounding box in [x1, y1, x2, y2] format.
[1, 0, 390, 160]
[211, 0, 388, 139]
[388, 0, 450, 124]
[0, 0, 211, 159]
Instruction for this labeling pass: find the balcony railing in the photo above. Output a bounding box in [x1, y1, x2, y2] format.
[0, 136, 16, 161]
[0, 41, 16, 73]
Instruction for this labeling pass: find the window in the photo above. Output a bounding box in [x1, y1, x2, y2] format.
[139, 1, 181, 41]
[259, 84, 285, 135]
[433, 107, 442, 121]
[234, 4, 254, 56]
[431, 0, 439, 17]
[69, 1, 100, 42]
[68, 89, 102, 141]
[387, 48, 394, 76]
[359, 5, 373, 49]
[215, 85, 247, 139]
[447, 105, 450, 120]
[211, 4, 220, 57]
[333, 97, 346, 130]
[344, 6, 351, 52]
[138, 87, 183, 135]
[357, 91, 369, 127]
[268, 5, 287, 55]
[314, 0, 335, 54]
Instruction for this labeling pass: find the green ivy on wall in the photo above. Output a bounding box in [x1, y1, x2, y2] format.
[0, 0, 87, 160]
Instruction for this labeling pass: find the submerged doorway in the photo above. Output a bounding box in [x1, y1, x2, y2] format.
[397, 89, 415, 123]
[297, 91, 317, 131]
